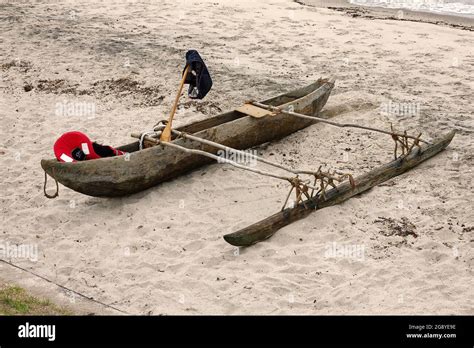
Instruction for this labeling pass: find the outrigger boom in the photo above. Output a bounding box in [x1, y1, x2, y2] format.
[132, 119, 455, 247]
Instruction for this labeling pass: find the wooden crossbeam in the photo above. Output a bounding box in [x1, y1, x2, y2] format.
[235, 103, 274, 118]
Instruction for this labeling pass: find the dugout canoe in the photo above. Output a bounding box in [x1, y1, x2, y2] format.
[41, 77, 335, 197]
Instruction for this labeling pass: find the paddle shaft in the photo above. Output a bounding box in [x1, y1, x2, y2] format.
[161, 64, 190, 142]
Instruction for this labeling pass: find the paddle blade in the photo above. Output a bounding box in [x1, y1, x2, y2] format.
[160, 124, 172, 142]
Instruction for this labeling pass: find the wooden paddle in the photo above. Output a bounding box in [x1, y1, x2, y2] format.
[160, 64, 190, 142]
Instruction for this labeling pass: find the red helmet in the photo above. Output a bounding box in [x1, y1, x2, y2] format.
[53, 131, 125, 162]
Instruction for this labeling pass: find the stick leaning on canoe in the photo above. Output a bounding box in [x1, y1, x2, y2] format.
[223, 130, 455, 247]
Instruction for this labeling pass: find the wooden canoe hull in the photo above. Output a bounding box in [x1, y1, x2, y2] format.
[41, 78, 335, 197]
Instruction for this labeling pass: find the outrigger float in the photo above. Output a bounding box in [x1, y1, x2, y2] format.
[223, 130, 455, 246]
[42, 77, 455, 247]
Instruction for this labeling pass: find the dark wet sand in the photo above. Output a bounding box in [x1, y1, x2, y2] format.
[297, 0, 474, 31]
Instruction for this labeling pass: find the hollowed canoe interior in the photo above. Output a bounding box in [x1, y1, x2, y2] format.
[117, 80, 325, 153]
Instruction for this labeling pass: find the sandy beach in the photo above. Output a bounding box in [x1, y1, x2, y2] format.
[0, 0, 473, 315]
[300, 0, 474, 30]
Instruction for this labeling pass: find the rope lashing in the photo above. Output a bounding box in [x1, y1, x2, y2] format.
[280, 169, 355, 210]
[139, 125, 166, 150]
[281, 176, 312, 211]
[153, 119, 168, 130]
[390, 124, 422, 160]
[139, 131, 157, 150]
[43, 170, 59, 199]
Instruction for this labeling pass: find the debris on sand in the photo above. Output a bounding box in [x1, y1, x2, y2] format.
[32, 77, 164, 107]
[374, 217, 418, 238]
